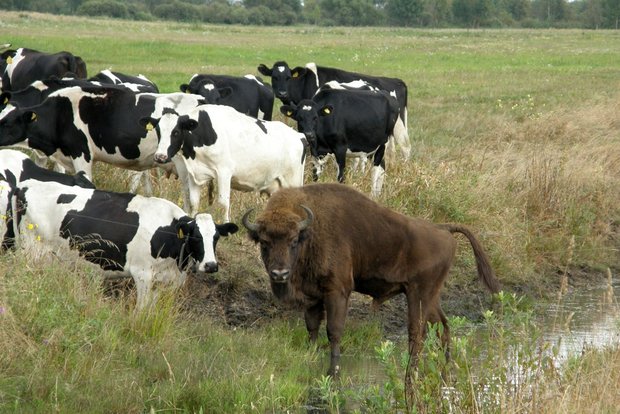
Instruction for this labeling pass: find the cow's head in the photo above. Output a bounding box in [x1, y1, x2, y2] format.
[0, 106, 36, 147]
[281, 100, 332, 158]
[181, 80, 232, 104]
[258, 61, 291, 103]
[242, 205, 313, 288]
[141, 110, 189, 164]
[177, 213, 238, 274]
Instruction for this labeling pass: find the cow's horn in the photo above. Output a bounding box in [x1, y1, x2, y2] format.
[242, 209, 259, 232]
[298, 205, 314, 231]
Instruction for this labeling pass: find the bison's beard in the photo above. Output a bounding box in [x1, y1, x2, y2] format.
[270, 279, 306, 307]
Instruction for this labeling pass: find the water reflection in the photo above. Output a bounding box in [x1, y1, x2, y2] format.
[542, 277, 620, 362]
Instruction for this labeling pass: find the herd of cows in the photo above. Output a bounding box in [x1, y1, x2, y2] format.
[0, 46, 500, 375]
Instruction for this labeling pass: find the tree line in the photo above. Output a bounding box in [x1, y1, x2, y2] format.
[1, 0, 619, 29]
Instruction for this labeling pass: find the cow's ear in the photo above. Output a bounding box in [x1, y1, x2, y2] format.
[319, 105, 334, 117]
[257, 64, 272, 76]
[180, 84, 190, 93]
[179, 117, 199, 131]
[139, 117, 159, 131]
[0, 92, 10, 106]
[291, 67, 307, 79]
[217, 222, 239, 237]
[176, 217, 194, 240]
[218, 87, 233, 99]
[280, 105, 295, 118]
[23, 111, 37, 124]
[1, 49, 15, 61]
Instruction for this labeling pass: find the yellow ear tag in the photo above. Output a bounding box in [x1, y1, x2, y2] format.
[146, 122, 154, 131]
[292, 72, 299, 78]
[3, 97, 8, 105]
[31, 112, 37, 121]
[286, 110, 293, 116]
[178, 228, 184, 239]
[323, 107, 331, 115]
[6, 56, 12, 64]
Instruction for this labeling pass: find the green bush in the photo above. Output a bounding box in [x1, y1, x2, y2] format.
[153, 0, 202, 22]
[76, 0, 129, 19]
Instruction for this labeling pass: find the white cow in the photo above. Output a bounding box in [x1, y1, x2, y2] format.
[142, 104, 307, 221]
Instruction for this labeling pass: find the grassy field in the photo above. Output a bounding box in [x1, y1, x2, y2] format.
[1, 11, 619, 413]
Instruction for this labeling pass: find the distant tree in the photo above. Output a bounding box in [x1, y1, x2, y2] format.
[531, 0, 568, 23]
[303, 0, 322, 24]
[507, 0, 529, 20]
[602, 0, 620, 28]
[453, 0, 492, 26]
[386, 0, 424, 26]
[319, 0, 383, 26]
[421, 0, 452, 27]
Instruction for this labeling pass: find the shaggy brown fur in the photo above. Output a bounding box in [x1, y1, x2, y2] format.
[243, 183, 499, 376]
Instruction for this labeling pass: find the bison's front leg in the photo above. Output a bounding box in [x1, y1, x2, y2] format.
[304, 301, 325, 343]
[324, 291, 350, 377]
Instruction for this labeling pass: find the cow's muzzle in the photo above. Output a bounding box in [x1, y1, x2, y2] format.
[269, 269, 290, 283]
[154, 153, 170, 164]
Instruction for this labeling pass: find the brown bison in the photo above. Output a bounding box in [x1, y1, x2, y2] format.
[242, 183, 500, 376]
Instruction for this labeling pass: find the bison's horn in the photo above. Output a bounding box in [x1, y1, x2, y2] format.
[298, 205, 314, 231]
[242, 209, 259, 232]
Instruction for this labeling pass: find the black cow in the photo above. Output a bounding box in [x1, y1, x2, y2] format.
[1, 47, 87, 92]
[180, 74, 274, 120]
[258, 61, 410, 157]
[0, 85, 204, 182]
[281, 88, 399, 196]
[13, 178, 238, 309]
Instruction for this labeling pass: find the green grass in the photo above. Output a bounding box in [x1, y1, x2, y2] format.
[1, 10, 619, 413]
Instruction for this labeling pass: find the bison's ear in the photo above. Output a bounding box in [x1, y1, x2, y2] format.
[319, 105, 334, 117]
[257, 64, 272, 76]
[217, 222, 239, 237]
[139, 116, 159, 131]
[180, 84, 191, 93]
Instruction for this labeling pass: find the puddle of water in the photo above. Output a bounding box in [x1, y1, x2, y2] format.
[541, 277, 620, 362]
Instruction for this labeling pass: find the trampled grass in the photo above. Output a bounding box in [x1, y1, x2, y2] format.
[1, 10, 619, 413]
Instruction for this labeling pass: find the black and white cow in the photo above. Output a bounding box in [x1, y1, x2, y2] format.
[12, 178, 238, 309]
[89, 69, 159, 93]
[0, 149, 95, 188]
[281, 88, 399, 196]
[141, 104, 307, 221]
[0, 85, 205, 189]
[258, 61, 410, 158]
[180, 74, 274, 120]
[0, 73, 158, 114]
[1, 47, 87, 92]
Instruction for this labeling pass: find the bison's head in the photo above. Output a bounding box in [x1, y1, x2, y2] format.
[242, 205, 313, 287]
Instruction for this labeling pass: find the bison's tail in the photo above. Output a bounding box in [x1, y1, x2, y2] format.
[444, 224, 500, 293]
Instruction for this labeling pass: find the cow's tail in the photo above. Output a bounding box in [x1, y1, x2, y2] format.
[443, 224, 500, 293]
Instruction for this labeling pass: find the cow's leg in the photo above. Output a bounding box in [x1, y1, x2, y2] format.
[215, 172, 232, 222]
[129, 171, 143, 193]
[132, 272, 154, 312]
[333, 147, 347, 183]
[304, 301, 325, 343]
[141, 171, 154, 196]
[370, 145, 386, 197]
[324, 290, 350, 377]
[393, 114, 411, 159]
